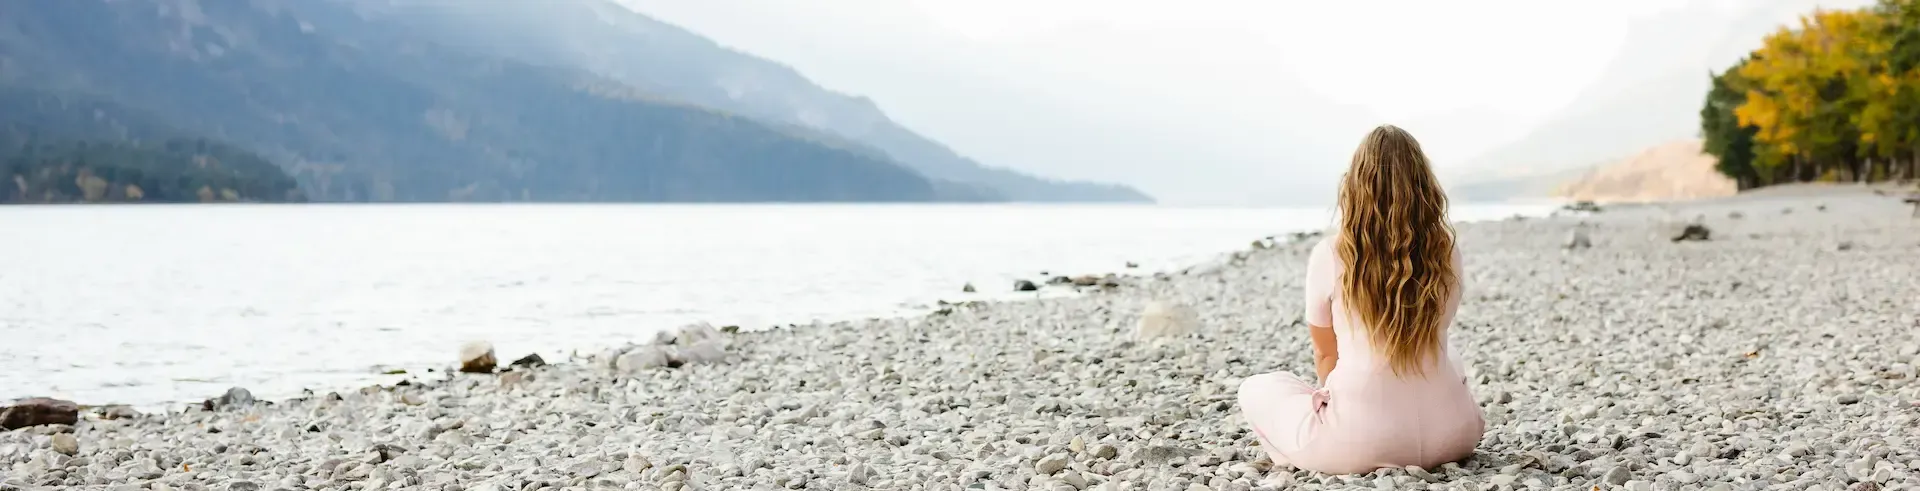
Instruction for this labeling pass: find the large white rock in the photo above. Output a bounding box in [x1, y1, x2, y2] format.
[1135, 300, 1200, 340]
[611, 322, 734, 374]
[458, 340, 496, 373]
[668, 322, 730, 365]
[614, 345, 671, 372]
[673, 322, 727, 348]
[676, 339, 728, 364]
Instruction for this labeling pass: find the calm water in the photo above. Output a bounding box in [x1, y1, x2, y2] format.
[1, 203, 1550, 408]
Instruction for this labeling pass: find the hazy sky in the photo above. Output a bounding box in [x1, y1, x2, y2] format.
[912, 0, 1688, 122]
[621, 0, 1796, 204]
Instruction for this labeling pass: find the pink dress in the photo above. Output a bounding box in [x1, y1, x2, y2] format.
[1237, 237, 1484, 475]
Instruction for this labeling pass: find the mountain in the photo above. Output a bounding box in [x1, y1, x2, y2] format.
[1551, 139, 1736, 203]
[301, 0, 1150, 203]
[609, 0, 1381, 205]
[1446, 0, 1876, 201]
[0, 0, 984, 203]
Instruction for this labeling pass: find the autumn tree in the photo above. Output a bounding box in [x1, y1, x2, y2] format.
[1702, 60, 1761, 189]
[1, 137, 300, 203]
[1871, 0, 1920, 179]
[1708, 2, 1920, 185]
[75, 170, 108, 202]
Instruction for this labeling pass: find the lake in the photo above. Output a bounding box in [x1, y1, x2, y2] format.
[0, 203, 1552, 408]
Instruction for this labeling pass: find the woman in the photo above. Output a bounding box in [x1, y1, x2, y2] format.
[1237, 125, 1483, 475]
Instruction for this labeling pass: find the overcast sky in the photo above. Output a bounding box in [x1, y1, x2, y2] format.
[923, 0, 1697, 119]
[619, 0, 1798, 204]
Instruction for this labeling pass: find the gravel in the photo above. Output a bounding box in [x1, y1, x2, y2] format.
[3, 192, 1918, 490]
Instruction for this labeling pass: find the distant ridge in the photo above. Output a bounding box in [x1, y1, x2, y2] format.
[0, 0, 1141, 203]
[306, 0, 1153, 203]
[1552, 139, 1737, 203]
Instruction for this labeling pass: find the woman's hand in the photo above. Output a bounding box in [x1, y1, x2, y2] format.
[1310, 323, 1339, 383]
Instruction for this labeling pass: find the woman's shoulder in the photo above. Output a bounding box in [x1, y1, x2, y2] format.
[1308, 234, 1338, 266]
[1306, 233, 1329, 254]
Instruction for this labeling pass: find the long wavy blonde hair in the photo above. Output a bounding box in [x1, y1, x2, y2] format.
[1335, 125, 1457, 377]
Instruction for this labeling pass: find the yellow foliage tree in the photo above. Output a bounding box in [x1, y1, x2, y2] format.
[1719, 4, 1918, 184]
[74, 172, 109, 202]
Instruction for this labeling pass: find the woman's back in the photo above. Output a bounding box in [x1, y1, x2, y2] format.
[1301, 236, 1480, 469]
[1308, 235, 1465, 392]
[1236, 125, 1484, 475]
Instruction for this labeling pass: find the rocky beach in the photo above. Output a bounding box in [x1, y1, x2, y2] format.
[5, 187, 1919, 491]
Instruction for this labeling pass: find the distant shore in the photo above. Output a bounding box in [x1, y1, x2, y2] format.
[5, 189, 1918, 490]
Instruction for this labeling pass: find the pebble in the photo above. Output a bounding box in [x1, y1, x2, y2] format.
[1406, 465, 1440, 483]
[1602, 466, 1630, 486]
[1061, 471, 1088, 489]
[50, 433, 78, 456]
[1090, 444, 1120, 460]
[1037, 453, 1071, 475]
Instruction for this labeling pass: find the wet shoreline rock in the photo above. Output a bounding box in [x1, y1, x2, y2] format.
[507, 353, 546, 369]
[1671, 223, 1712, 242]
[93, 405, 140, 421]
[0, 397, 78, 430]
[201, 387, 255, 411]
[1561, 200, 1603, 213]
[457, 340, 497, 373]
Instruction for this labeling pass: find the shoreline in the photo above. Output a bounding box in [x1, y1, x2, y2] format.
[11, 203, 1552, 413]
[75, 233, 1325, 415]
[5, 190, 1917, 490]
[0, 189, 1881, 412]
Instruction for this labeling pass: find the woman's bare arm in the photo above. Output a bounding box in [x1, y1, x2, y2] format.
[1310, 323, 1338, 383]
[1303, 237, 1340, 384]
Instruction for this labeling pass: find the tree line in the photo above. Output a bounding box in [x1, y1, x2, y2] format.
[1702, 0, 1920, 189]
[2, 137, 303, 204]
